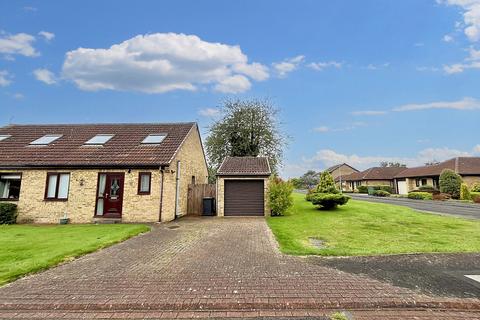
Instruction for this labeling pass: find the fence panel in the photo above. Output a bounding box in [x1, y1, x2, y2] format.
[187, 184, 216, 215]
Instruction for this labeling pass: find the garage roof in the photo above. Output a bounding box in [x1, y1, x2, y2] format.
[217, 157, 271, 176]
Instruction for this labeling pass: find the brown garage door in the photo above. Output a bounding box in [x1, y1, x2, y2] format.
[224, 180, 264, 216]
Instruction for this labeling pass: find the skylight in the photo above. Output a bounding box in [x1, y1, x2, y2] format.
[142, 134, 166, 144]
[85, 134, 114, 145]
[0, 135, 11, 142]
[30, 134, 63, 145]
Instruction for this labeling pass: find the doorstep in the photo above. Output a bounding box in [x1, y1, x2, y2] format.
[92, 217, 122, 224]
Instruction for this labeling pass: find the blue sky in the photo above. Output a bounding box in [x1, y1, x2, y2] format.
[1, 0, 479, 177]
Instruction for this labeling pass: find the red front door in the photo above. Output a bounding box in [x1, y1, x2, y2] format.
[95, 173, 124, 218]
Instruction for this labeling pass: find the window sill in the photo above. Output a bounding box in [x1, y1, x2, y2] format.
[44, 198, 69, 202]
[0, 198, 19, 201]
[137, 192, 151, 195]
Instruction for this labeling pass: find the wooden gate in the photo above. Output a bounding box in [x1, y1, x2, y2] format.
[187, 184, 216, 216]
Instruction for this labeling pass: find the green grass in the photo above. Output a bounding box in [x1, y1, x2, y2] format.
[267, 193, 480, 256]
[0, 224, 150, 285]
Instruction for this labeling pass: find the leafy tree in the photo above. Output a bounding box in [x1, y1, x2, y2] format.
[439, 169, 463, 199]
[316, 171, 338, 194]
[268, 177, 294, 216]
[288, 177, 304, 189]
[299, 170, 320, 189]
[380, 161, 407, 168]
[460, 183, 471, 200]
[205, 98, 286, 173]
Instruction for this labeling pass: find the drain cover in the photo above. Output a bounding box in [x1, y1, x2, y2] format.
[309, 237, 327, 249]
[167, 225, 180, 230]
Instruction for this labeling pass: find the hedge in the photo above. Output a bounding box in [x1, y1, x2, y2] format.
[371, 185, 393, 193]
[372, 190, 390, 197]
[0, 203, 18, 224]
[408, 192, 433, 200]
[471, 191, 480, 203]
[357, 186, 368, 194]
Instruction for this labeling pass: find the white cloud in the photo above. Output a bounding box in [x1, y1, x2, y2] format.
[307, 61, 342, 71]
[214, 74, 251, 93]
[33, 68, 57, 85]
[443, 47, 480, 73]
[23, 6, 37, 11]
[0, 32, 38, 57]
[474, 144, 480, 153]
[61, 33, 268, 94]
[282, 147, 473, 178]
[416, 66, 440, 72]
[364, 62, 390, 70]
[439, 0, 480, 42]
[314, 126, 330, 133]
[443, 34, 455, 42]
[13, 93, 24, 100]
[272, 55, 304, 77]
[392, 97, 480, 111]
[38, 31, 55, 42]
[0, 70, 12, 87]
[351, 110, 387, 116]
[198, 107, 220, 117]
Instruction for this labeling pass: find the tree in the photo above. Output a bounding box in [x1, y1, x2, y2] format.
[380, 162, 407, 168]
[299, 170, 320, 189]
[205, 98, 286, 173]
[316, 171, 338, 193]
[439, 169, 463, 199]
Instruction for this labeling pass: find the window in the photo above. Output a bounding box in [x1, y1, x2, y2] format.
[191, 175, 196, 185]
[0, 135, 11, 142]
[142, 134, 166, 144]
[45, 173, 70, 200]
[421, 178, 427, 186]
[138, 172, 151, 194]
[415, 179, 420, 187]
[30, 134, 62, 145]
[0, 174, 21, 200]
[85, 134, 114, 145]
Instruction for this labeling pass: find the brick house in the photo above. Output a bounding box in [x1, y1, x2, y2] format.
[325, 163, 359, 191]
[393, 157, 480, 195]
[216, 157, 271, 217]
[0, 123, 208, 223]
[343, 167, 407, 192]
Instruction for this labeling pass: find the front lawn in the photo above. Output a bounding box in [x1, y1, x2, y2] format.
[0, 224, 150, 285]
[267, 193, 480, 256]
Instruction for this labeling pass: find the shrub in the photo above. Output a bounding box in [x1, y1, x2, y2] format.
[357, 185, 368, 194]
[305, 188, 316, 202]
[268, 177, 294, 216]
[439, 169, 462, 199]
[408, 192, 433, 200]
[372, 185, 393, 193]
[471, 183, 480, 192]
[310, 193, 350, 210]
[0, 203, 18, 224]
[471, 191, 480, 202]
[372, 190, 390, 197]
[417, 185, 440, 194]
[460, 183, 471, 201]
[433, 193, 451, 201]
[316, 171, 338, 193]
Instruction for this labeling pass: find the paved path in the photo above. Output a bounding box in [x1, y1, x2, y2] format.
[348, 193, 480, 219]
[0, 217, 479, 319]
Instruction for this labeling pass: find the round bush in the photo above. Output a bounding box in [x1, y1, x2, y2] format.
[0, 203, 18, 224]
[310, 193, 350, 210]
[471, 183, 480, 193]
[439, 169, 462, 199]
[372, 190, 390, 197]
[268, 178, 294, 216]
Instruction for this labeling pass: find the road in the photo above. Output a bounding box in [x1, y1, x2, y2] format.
[348, 193, 480, 220]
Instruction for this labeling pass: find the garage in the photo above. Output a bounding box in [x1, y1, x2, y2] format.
[224, 180, 264, 216]
[216, 156, 271, 217]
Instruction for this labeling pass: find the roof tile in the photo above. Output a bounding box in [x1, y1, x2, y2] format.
[217, 157, 271, 176]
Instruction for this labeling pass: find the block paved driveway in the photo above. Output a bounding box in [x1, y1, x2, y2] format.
[0, 217, 479, 319]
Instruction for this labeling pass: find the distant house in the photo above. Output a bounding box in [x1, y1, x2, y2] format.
[325, 163, 359, 190]
[0, 123, 208, 223]
[394, 157, 480, 195]
[343, 167, 407, 192]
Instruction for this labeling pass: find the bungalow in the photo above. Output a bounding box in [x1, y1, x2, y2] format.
[325, 163, 359, 191]
[343, 167, 407, 192]
[393, 157, 480, 195]
[0, 123, 208, 223]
